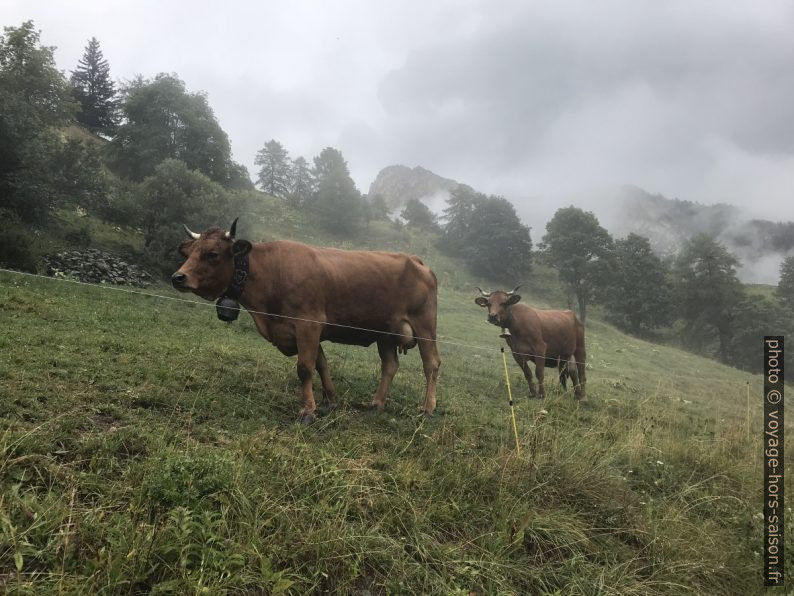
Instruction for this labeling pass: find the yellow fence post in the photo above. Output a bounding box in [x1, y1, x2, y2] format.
[501, 347, 521, 455]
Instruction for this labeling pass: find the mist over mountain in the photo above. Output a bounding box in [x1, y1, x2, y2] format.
[605, 186, 794, 284]
[368, 165, 791, 285]
[367, 165, 459, 211]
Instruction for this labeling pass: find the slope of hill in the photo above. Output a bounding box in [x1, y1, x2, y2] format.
[608, 186, 794, 283]
[367, 165, 459, 211]
[0, 198, 782, 594]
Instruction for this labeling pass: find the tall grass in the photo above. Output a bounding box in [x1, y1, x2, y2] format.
[1, 264, 788, 594]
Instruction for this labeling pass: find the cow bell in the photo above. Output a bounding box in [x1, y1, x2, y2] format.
[216, 297, 241, 322]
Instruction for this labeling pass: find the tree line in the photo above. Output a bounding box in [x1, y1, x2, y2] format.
[540, 206, 794, 375]
[2, 21, 790, 375]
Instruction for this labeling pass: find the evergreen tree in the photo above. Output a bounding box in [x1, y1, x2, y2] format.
[401, 198, 439, 231]
[440, 184, 486, 253]
[673, 234, 745, 363]
[725, 297, 790, 373]
[310, 147, 363, 234]
[603, 233, 673, 335]
[776, 256, 794, 311]
[255, 139, 291, 198]
[542, 206, 613, 324]
[70, 37, 118, 135]
[368, 194, 391, 221]
[288, 156, 313, 207]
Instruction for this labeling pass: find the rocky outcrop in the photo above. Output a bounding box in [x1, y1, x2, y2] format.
[367, 165, 459, 210]
[44, 249, 153, 287]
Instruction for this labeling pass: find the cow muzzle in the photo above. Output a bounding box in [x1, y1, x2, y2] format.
[488, 314, 501, 326]
[171, 272, 188, 291]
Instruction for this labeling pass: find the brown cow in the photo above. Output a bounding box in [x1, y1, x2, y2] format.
[172, 219, 441, 423]
[474, 286, 586, 400]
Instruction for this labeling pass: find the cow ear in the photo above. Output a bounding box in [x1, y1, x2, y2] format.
[506, 294, 521, 306]
[475, 297, 488, 307]
[232, 239, 252, 257]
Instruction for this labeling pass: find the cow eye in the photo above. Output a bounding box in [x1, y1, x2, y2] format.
[206, 251, 220, 262]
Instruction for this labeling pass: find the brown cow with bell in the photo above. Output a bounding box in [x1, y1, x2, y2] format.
[172, 218, 441, 423]
[475, 286, 586, 400]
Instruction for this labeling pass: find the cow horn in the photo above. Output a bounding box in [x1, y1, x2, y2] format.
[475, 286, 492, 297]
[183, 224, 200, 240]
[506, 285, 522, 295]
[225, 217, 239, 240]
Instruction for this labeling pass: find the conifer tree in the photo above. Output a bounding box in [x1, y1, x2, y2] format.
[70, 37, 118, 135]
[255, 139, 291, 198]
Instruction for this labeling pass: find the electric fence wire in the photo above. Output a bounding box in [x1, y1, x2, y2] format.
[1, 265, 598, 369]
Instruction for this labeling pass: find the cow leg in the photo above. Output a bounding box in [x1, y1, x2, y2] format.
[574, 346, 587, 400]
[295, 323, 322, 423]
[534, 345, 547, 398]
[417, 337, 441, 416]
[558, 361, 568, 389]
[371, 339, 399, 410]
[511, 350, 537, 397]
[566, 355, 579, 394]
[316, 345, 337, 410]
[558, 357, 569, 389]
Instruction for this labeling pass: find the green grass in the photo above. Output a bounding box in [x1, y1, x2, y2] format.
[0, 197, 790, 593]
[1, 263, 789, 594]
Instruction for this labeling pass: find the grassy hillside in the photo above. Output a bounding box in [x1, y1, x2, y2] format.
[0, 201, 790, 593]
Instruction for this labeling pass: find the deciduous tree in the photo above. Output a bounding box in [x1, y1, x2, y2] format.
[673, 234, 744, 362]
[0, 21, 76, 223]
[400, 198, 438, 231]
[542, 206, 613, 324]
[109, 74, 248, 188]
[603, 233, 673, 335]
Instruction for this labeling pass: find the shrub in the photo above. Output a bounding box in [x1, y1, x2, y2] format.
[0, 219, 38, 272]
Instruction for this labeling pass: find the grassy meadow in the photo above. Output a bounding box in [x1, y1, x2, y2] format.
[0, 204, 791, 594]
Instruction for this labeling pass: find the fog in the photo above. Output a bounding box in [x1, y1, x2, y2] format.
[6, 1, 794, 270]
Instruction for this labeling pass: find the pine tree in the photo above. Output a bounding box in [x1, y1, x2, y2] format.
[255, 139, 291, 198]
[368, 194, 391, 221]
[287, 156, 313, 207]
[310, 147, 363, 234]
[776, 256, 794, 311]
[70, 37, 118, 135]
[440, 184, 486, 253]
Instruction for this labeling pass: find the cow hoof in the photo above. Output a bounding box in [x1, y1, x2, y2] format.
[300, 412, 316, 425]
[323, 402, 338, 413]
[369, 402, 386, 412]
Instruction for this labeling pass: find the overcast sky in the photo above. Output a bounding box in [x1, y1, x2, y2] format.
[6, 1, 794, 226]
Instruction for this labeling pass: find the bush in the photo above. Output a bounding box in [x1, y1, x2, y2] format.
[0, 218, 38, 272]
[64, 225, 92, 247]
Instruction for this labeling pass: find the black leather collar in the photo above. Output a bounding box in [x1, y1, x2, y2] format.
[215, 247, 249, 322]
[224, 247, 249, 301]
